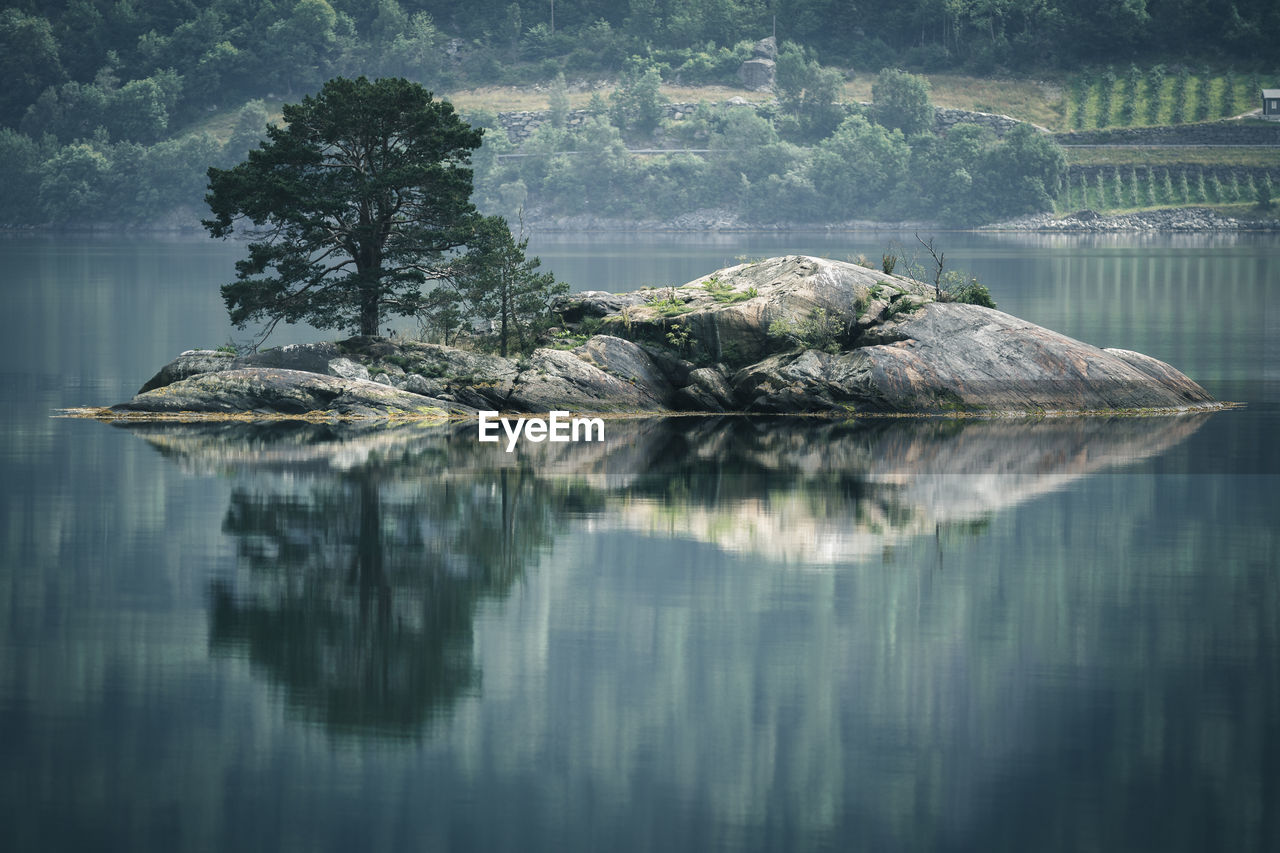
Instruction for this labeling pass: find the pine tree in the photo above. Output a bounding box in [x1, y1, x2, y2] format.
[205, 77, 483, 339]
[436, 215, 568, 357]
[1194, 68, 1212, 121]
[1170, 67, 1189, 124]
[1097, 67, 1116, 128]
[1072, 73, 1090, 130]
[1162, 169, 1175, 204]
[1258, 174, 1275, 211]
[1178, 170, 1191, 203]
[1145, 65, 1166, 124]
[1221, 70, 1237, 118]
[1121, 65, 1140, 125]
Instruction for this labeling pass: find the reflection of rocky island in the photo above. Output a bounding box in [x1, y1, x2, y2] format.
[104, 256, 1217, 418]
[125, 413, 1208, 736]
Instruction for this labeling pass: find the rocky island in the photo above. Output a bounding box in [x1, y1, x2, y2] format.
[93, 255, 1218, 420]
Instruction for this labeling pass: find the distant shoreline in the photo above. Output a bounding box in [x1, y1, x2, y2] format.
[4, 205, 1278, 236]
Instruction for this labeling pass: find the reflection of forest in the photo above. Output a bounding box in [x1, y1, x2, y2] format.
[209, 465, 586, 737]
[127, 413, 1209, 737]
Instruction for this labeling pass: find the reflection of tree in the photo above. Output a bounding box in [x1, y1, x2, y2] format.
[210, 466, 576, 738]
[122, 412, 1211, 735]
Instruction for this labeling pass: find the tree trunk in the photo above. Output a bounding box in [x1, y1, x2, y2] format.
[358, 252, 381, 337]
[360, 286, 379, 336]
[499, 273, 509, 357]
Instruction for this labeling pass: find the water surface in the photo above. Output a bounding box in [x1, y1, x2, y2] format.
[0, 233, 1276, 851]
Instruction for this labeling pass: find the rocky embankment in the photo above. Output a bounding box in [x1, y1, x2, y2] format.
[986, 206, 1280, 232]
[98, 255, 1218, 420]
[526, 205, 1279, 233]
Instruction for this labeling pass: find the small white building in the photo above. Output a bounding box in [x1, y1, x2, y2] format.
[1263, 89, 1280, 120]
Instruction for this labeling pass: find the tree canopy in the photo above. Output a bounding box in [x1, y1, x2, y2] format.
[428, 215, 567, 356]
[205, 76, 483, 338]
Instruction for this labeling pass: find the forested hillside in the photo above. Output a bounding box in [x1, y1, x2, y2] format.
[1, 0, 1276, 227]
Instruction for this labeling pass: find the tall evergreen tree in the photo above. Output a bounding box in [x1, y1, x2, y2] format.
[205, 77, 483, 340]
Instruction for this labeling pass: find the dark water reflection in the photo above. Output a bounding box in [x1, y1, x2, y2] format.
[121, 414, 1215, 742]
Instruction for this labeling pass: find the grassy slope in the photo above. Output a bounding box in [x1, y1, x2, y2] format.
[182, 72, 1275, 219]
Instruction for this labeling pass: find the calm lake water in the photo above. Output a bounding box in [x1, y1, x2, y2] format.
[1, 232, 1277, 851]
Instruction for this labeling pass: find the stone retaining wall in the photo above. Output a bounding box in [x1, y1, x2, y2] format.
[933, 107, 1029, 136]
[496, 103, 706, 143]
[495, 102, 1032, 145]
[1056, 122, 1280, 146]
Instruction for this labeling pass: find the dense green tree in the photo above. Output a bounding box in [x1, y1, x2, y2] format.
[436, 215, 567, 355]
[0, 130, 54, 224]
[20, 82, 109, 142]
[870, 68, 934, 137]
[707, 107, 798, 191]
[774, 42, 845, 140]
[904, 123, 992, 221]
[0, 10, 65, 129]
[105, 71, 184, 143]
[38, 142, 113, 224]
[609, 58, 668, 135]
[807, 114, 909, 217]
[986, 123, 1066, 216]
[205, 77, 483, 339]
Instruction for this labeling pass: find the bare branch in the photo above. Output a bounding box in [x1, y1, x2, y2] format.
[915, 232, 945, 300]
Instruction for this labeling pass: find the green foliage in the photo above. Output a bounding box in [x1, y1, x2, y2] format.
[1221, 70, 1237, 117]
[1096, 67, 1115, 128]
[1144, 65, 1165, 124]
[0, 129, 54, 224]
[1257, 174, 1274, 212]
[548, 72, 570, 128]
[646, 288, 691, 316]
[768, 307, 844, 354]
[941, 271, 996, 308]
[38, 142, 112, 223]
[1071, 74, 1089, 129]
[428, 215, 568, 356]
[1120, 65, 1140, 125]
[11, 3, 1267, 231]
[609, 58, 667, 135]
[0, 10, 65, 128]
[774, 43, 845, 140]
[871, 67, 934, 137]
[701, 274, 755, 304]
[661, 42, 752, 86]
[205, 77, 483, 339]
[665, 321, 694, 356]
[808, 115, 909, 218]
[1170, 67, 1189, 124]
[1194, 68, 1212, 122]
